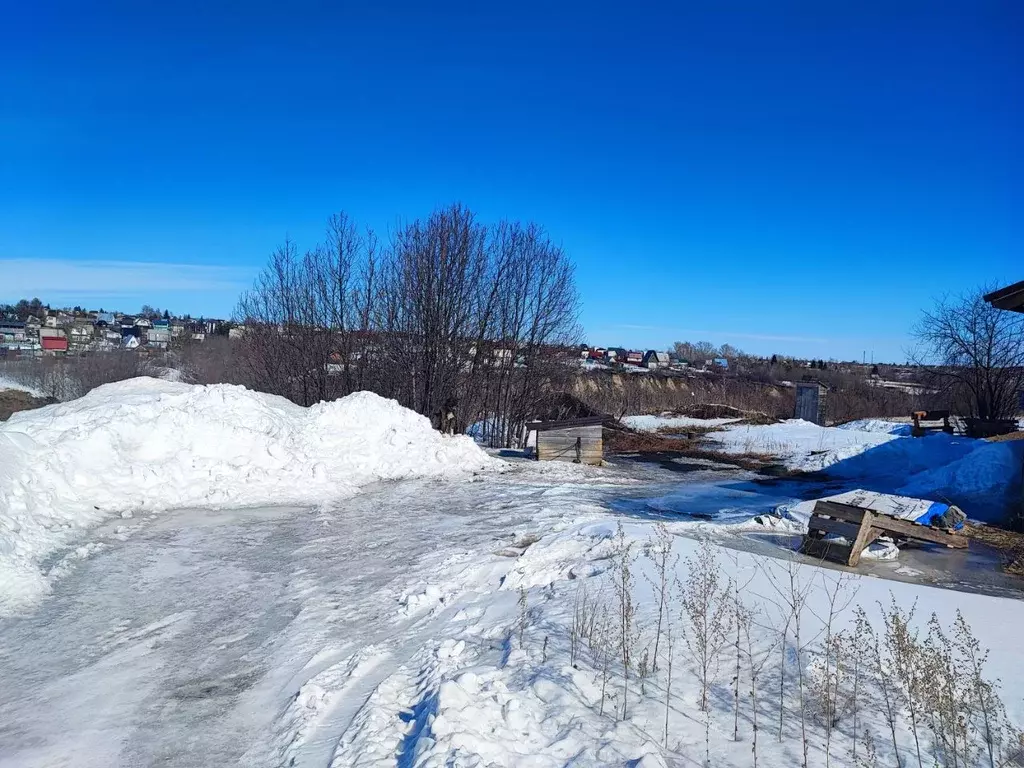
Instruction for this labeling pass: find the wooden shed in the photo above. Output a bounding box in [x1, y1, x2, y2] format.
[526, 416, 604, 465]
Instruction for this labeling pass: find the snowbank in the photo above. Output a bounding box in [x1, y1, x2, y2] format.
[707, 419, 900, 471]
[825, 433, 1024, 522]
[836, 418, 913, 436]
[0, 378, 500, 613]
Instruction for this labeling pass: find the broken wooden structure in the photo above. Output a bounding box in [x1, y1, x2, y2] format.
[911, 409, 954, 437]
[800, 499, 967, 567]
[526, 416, 604, 465]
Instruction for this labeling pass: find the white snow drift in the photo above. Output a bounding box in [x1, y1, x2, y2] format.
[0, 378, 499, 614]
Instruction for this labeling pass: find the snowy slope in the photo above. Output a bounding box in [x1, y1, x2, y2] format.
[0, 378, 500, 614]
[707, 419, 900, 471]
[621, 414, 741, 432]
[0, 375, 44, 399]
[835, 418, 913, 436]
[825, 432, 1024, 521]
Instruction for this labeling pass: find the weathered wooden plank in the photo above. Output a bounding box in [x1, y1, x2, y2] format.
[808, 516, 863, 540]
[800, 537, 851, 562]
[848, 511, 881, 567]
[536, 448, 602, 465]
[537, 441, 602, 460]
[868, 515, 967, 547]
[527, 417, 605, 431]
[813, 501, 867, 524]
[537, 447, 602, 459]
[538, 438, 601, 447]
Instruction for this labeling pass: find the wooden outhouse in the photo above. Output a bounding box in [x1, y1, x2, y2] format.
[526, 416, 604, 465]
[795, 381, 828, 425]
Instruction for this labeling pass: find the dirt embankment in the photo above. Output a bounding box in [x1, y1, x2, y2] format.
[571, 370, 794, 420]
[0, 389, 56, 422]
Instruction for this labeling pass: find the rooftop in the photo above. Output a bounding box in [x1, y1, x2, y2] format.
[984, 281, 1024, 313]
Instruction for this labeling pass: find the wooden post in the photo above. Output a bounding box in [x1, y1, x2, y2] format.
[847, 509, 877, 567]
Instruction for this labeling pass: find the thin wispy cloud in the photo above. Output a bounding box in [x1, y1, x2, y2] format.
[0, 259, 253, 297]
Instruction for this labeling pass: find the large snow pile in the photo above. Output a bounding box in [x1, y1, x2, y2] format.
[0, 378, 499, 613]
[707, 419, 900, 471]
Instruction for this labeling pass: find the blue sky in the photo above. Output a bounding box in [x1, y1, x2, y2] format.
[2, 2, 1020, 361]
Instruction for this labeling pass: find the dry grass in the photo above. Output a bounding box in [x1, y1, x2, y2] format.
[654, 424, 727, 438]
[963, 523, 1024, 576]
[0, 389, 55, 422]
[986, 430, 1024, 443]
[604, 428, 780, 471]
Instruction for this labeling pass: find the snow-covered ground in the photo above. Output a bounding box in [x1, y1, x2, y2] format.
[1, 458, 1022, 767]
[2, 385, 1023, 767]
[835, 418, 913, 436]
[622, 414, 742, 432]
[706, 419, 902, 472]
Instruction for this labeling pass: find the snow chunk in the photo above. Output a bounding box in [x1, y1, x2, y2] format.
[0, 378, 500, 614]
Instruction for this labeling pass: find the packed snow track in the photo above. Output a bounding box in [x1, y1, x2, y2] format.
[0, 474, 542, 765]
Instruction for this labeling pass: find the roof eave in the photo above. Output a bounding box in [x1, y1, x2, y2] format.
[984, 281, 1024, 313]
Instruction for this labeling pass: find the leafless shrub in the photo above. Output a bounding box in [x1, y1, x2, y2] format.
[850, 606, 871, 762]
[881, 597, 926, 768]
[758, 556, 821, 767]
[663, 617, 675, 749]
[679, 538, 732, 715]
[612, 525, 639, 720]
[643, 522, 677, 672]
[865, 610, 902, 765]
[808, 572, 857, 766]
[588, 602, 615, 717]
[855, 728, 879, 768]
[742, 600, 781, 768]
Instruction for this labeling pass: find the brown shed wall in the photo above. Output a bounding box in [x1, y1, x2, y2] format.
[535, 424, 603, 465]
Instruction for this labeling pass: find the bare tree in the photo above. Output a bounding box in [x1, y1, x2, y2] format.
[236, 205, 580, 444]
[912, 288, 1024, 420]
